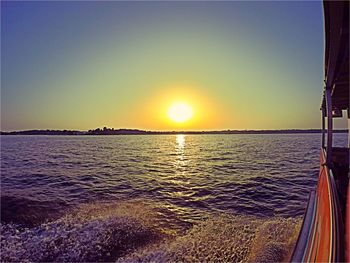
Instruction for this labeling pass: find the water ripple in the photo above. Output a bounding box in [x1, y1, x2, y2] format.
[1, 133, 347, 223]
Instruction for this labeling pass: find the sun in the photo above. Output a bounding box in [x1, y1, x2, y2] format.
[167, 102, 193, 123]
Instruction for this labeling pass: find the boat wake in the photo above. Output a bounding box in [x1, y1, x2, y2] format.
[1, 199, 301, 262]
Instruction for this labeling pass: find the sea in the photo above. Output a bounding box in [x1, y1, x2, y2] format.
[0, 133, 347, 262]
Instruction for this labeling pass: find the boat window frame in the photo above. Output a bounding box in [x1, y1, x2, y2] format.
[322, 87, 334, 165]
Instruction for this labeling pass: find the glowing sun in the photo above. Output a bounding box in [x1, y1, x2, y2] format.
[167, 102, 193, 123]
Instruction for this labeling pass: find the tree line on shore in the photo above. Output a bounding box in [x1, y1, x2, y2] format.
[0, 127, 348, 135]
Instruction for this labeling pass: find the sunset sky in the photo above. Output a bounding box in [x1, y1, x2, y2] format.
[2, 1, 344, 131]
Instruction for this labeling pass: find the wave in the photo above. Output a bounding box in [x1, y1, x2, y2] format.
[1, 199, 301, 262]
[120, 214, 301, 262]
[0, 195, 67, 227]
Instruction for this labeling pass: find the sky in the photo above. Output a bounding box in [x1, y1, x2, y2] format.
[2, 0, 344, 131]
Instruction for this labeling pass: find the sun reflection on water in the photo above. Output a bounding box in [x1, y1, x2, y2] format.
[173, 134, 190, 183]
[176, 134, 185, 154]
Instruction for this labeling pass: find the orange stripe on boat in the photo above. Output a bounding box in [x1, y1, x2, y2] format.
[304, 150, 333, 262]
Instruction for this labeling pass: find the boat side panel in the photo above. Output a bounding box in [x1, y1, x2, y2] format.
[304, 150, 333, 262]
[290, 191, 316, 262]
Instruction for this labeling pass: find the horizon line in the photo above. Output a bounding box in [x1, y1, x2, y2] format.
[1, 127, 348, 135]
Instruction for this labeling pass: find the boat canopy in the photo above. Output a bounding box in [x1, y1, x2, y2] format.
[322, 1, 349, 115]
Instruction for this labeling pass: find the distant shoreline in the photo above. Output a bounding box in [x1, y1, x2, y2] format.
[0, 128, 348, 136]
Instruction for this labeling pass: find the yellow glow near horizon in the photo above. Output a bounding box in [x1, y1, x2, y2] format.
[129, 85, 228, 130]
[167, 102, 193, 123]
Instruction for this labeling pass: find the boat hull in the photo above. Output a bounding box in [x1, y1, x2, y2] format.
[291, 149, 344, 262]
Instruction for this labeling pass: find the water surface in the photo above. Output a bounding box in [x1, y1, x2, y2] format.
[1, 133, 347, 262]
